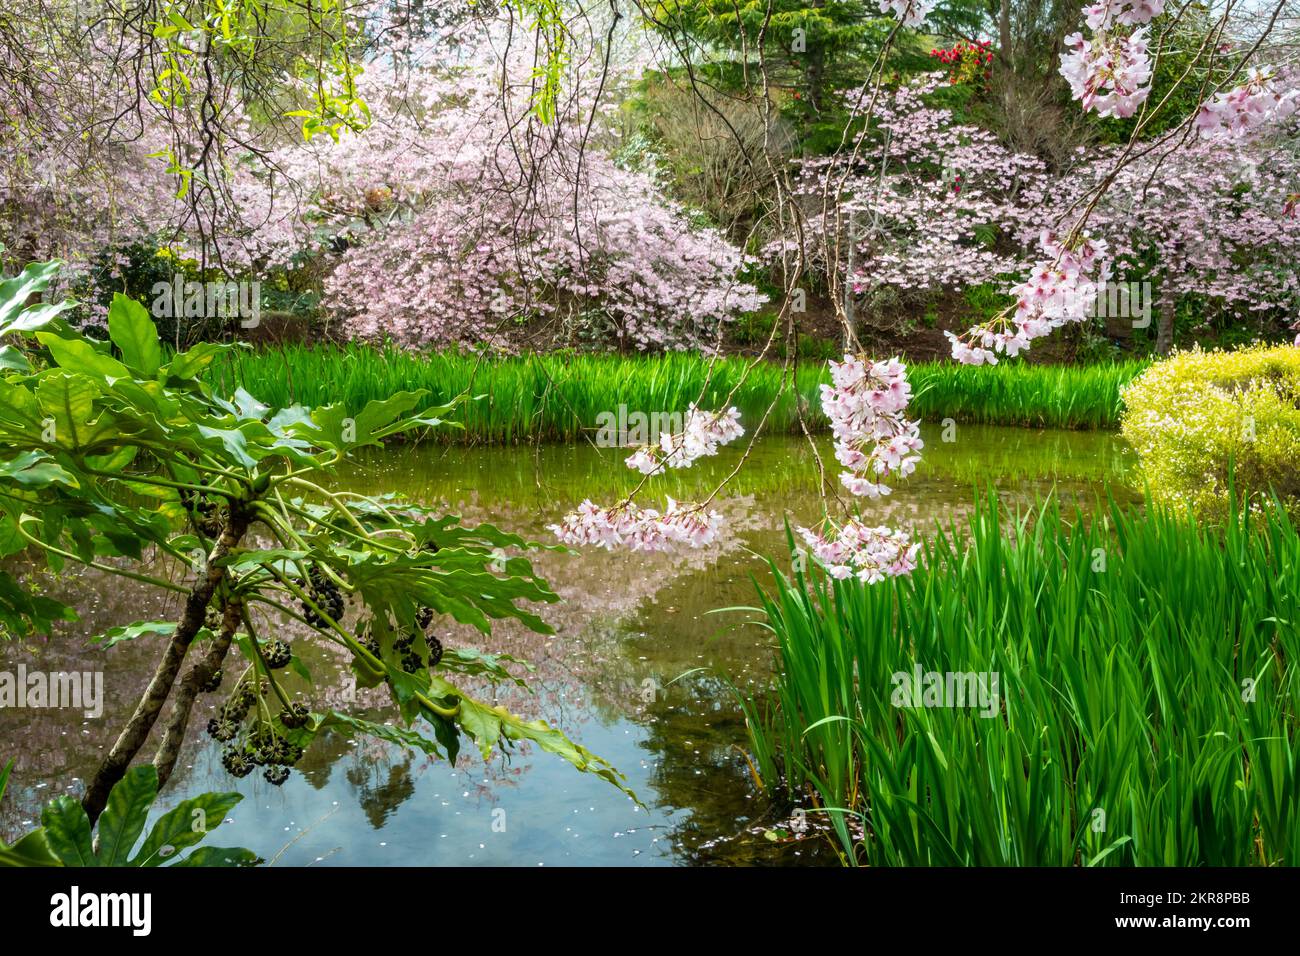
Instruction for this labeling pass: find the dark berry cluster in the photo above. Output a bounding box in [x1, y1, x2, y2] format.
[219, 681, 260, 723]
[180, 489, 225, 538]
[221, 747, 254, 778]
[280, 701, 310, 729]
[206, 715, 238, 741]
[394, 629, 421, 672]
[249, 725, 304, 767]
[209, 678, 308, 785]
[199, 667, 223, 694]
[301, 565, 344, 627]
[262, 639, 292, 669]
[425, 633, 444, 668]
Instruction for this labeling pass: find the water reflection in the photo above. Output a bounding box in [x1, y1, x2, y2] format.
[0, 427, 1134, 865]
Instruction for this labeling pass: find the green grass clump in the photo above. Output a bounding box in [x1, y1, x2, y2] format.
[206, 344, 1145, 441]
[740, 494, 1300, 866]
[911, 360, 1142, 430]
[1121, 344, 1300, 520]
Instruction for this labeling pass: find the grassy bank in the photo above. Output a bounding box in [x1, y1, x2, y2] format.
[207, 345, 1144, 441]
[741, 494, 1300, 866]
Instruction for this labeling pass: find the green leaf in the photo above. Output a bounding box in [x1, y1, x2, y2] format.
[194, 424, 257, 468]
[0, 260, 72, 336]
[0, 568, 77, 636]
[0, 451, 78, 489]
[40, 796, 97, 866]
[107, 294, 162, 377]
[291, 392, 445, 450]
[163, 341, 240, 381]
[96, 765, 158, 865]
[441, 646, 532, 686]
[311, 710, 450, 760]
[92, 621, 177, 648]
[35, 372, 102, 450]
[170, 846, 261, 867]
[130, 791, 243, 866]
[36, 332, 130, 380]
[430, 676, 638, 802]
[0, 829, 62, 867]
[0, 345, 30, 373]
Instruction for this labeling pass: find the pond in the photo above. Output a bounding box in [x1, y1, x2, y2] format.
[0, 425, 1135, 865]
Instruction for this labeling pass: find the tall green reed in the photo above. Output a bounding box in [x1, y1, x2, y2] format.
[205, 344, 1144, 441]
[739, 494, 1300, 866]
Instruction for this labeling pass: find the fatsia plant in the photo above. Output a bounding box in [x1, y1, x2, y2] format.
[0, 760, 256, 867]
[0, 259, 631, 827]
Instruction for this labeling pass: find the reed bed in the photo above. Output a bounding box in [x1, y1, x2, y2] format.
[206, 345, 1144, 441]
[738, 494, 1300, 866]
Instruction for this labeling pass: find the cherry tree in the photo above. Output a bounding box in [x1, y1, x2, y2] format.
[0, 10, 314, 281]
[949, 30, 1299, 363]
[775, 75, 1051, 301]
[277, 49, 765, 351]
[1036, 133, 1300, 353]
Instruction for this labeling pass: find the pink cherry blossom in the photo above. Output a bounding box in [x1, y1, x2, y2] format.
[1060, 28, 1153, 119]
[948, 230, 1112, 364]
[796, 519, 920, 584]
[1195, 68, 1300, 141]
[819, 355, 924, 497]
[1083, 0, 1164, 31]
[625, 405, 744, 475]
[548, 498, 724, 553]
[878, 0, 935, 29]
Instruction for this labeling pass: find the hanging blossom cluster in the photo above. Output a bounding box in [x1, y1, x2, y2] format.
[946, 231, 1111, 365]
[625, 406, 744, 475]
[548, 498, 725, 552]
[878, 0, 935, 29]
[1195, 67, 1300, 140]
[551, 407, 745, 551]
[554, 366, 924, 582]
[821, 356, 923, 499]
[1083, 0, 1165, 30]
[795, 520, 920, 584]
[1060, 0, 1163, 118]
[1059, 28, 1153, 119]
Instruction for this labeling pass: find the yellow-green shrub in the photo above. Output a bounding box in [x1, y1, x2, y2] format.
[1121, 344, 1300, 519]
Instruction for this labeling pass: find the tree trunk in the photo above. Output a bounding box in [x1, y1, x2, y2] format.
[152, 597, 243, 790]
[1155, 286, 1176, 356]
[81, 505, 251, 824]
[802, 0, 827, 114]
[998, 0, 1013, 71]
[805, 47, 825, 114]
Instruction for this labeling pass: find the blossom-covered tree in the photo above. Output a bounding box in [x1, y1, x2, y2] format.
[948, 37, 1300, 363]
[279, 55, 765, 351]
[778, 75, 1050, 301]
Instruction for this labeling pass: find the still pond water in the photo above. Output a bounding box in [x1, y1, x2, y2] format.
[1, 427, 1133, 865]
